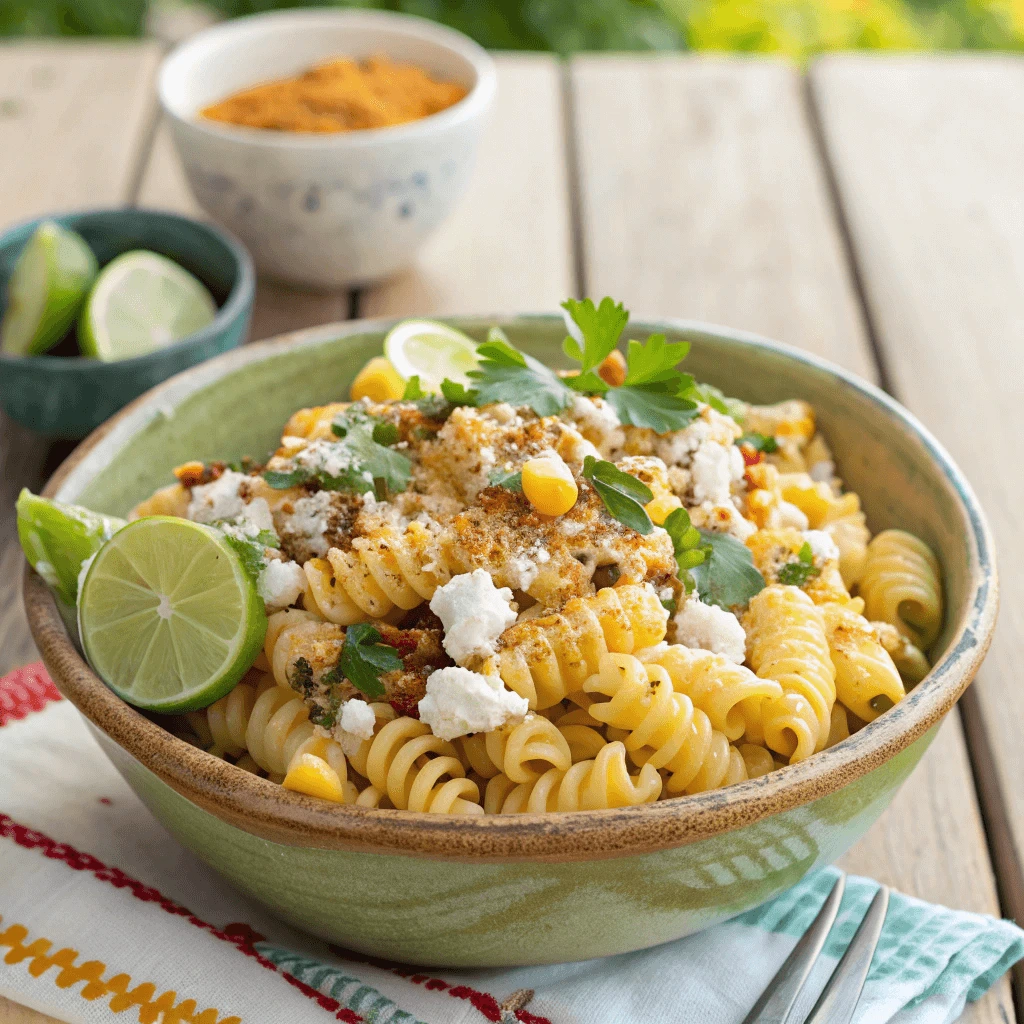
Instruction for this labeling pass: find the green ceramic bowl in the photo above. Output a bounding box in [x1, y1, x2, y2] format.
[0, 208, 255, 439]
[25, 316, 998, 968]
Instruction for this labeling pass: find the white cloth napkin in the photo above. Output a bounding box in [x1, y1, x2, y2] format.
[2, 662, 1022, 1024]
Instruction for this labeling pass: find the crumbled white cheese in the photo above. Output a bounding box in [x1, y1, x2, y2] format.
[803, 529, 840, 563]
[293, 440, 362, 484]
[775, 500, 810, 530]
[429, 569, 517, 664]
[335, 699, 377, 755]
[418, 666, 529, 740]
[691, 501, 757, 542]
[570, 395, 623, 454]
[256, 559, 306, 612]
[560, 520, 586, 537]
[674, 596, 747, 664]
[187, 470, 251, 524]
[691, 440, 744, 505]
[217, 497, 276, 543]
[809, 460, 835, 483]
[279, 490, 335, 557]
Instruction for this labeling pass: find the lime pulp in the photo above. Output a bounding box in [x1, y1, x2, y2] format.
[383, 319, 480, 391]
[78, 250, 217, 362]
[0, 221, 97, 356]
[78, 517, 267, 712]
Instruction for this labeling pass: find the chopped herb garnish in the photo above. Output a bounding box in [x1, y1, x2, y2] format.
[663, 507, 711, 594]
[777, 541, 821, 587]
[685, 382, 746, 421]
[737, 432, 779, 454]
[371, 421, 400, 446]
[309, 692, 342, 728]
[660, 597, 677, 614]
[489, 467, 523, 492]
[402, 376, 426, 400]
[218, 526, 279, 582]
[289, 656, 314, 695]
[226, 455, 257, 473]
[582, 456, 653, 535]
[440, 378, 478, 406]
[467, 337, 574, 416]
[262, 467, 310, 490]
[689, 529, 766, 610]
[337, 623, 404, 699]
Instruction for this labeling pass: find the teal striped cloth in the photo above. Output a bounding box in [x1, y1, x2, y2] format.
[254, 867, 1024, 1024]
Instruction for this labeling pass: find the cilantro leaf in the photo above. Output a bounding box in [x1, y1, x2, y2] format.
[341, 424, 411, 495]
[402, 376, 426, 400]
[561, 297, 629, 373]
[262, 467, 311, 490]
[690, 529, 766, 609]
[467, 339, 573, 416]
[737, 432, 779, 454]
[338, 623, 404, 699]
[622, 333, 691, 386]
[583, 456, 653, 535]
[440, 378, 478, 406]
[605, 384, 699, 432]
[489, 468, 523, 492]
[777, 541, 821, 587]
[289, 656, 314, 695]
[221, 533, 269, 582]
[685, 382, 746, 421]
[663, 507, 711, 593]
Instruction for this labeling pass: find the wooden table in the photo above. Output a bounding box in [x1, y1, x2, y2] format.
[1, 42, 1022, 1024]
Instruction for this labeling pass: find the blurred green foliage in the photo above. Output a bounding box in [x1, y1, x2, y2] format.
[1, 0, 1021, 56]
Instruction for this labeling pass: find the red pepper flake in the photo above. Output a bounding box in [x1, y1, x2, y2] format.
[740, 444, 763, 467]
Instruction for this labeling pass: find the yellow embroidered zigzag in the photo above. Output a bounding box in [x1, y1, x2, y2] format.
[0, 917, 241, 1024]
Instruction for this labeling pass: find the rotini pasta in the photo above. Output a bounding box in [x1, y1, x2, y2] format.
[262, 608, 344, 689]
[483, 584, 667, 709]
[858, 530, 943, 650]
[481, 714, 572, 783]
[583, 653, 748, 795]
[743, 585, 836, 763]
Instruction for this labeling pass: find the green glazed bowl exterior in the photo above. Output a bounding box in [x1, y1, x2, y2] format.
[0, 208, 255, 439]
[24, 315, 998, 968]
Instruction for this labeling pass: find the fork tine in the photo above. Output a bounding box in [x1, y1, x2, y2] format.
[741, 873, 847, 1024]
[800, 885, 890, 1024]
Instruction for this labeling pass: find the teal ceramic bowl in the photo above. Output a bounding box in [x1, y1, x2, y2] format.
[25, 316, 998, 968]
[0, 208, 254, 439]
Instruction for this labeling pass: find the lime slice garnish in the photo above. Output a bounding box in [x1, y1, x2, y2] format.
[16, 489, 126, 606]
[78, 517, 267, 712]
[383, 319, 480, 391]
[78, 250, 217, 362]
[0, 221, 98, 356]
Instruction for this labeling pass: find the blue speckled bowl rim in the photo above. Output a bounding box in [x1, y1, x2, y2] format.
[24, 314, 999, 860]
[0, 207, 256, 372]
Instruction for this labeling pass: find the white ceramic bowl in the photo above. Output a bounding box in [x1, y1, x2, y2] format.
[158, 9, 496, 289]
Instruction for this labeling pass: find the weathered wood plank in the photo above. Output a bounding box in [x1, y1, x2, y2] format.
[812, 52, 1024, 1021]
[570, 55, 875, 378]
[0, 42, 162, 680]
[0, 42, 165, 1023]
[360, 54, 574, 317]
[136, 123, 350, 340]
[573, 54, 1012, 1024]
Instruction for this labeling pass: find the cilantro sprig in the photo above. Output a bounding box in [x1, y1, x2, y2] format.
[777, 542, 821, 587]
[663, 508, 710, 593]
[489, 467, 523, 492]
[333, 623, 405, 699]
[690, 530, 766, 610]
[737, 432, 779, 454]
[582, 456, 653, 535]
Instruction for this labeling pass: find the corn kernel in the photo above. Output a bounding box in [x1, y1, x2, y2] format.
[781, 480, 832, 527]
[522, 456, 578, 516]
[598, 349, 627, 387]
[350, 357, 406, 402]
[283, 753, 345, 802]
[644, 492, 682, 525]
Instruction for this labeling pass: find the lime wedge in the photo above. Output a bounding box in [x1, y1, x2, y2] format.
[1, 221, 98, 356]
[78, 517, 267, 712]
[17, 489, 126, 606]
[383, 319, 480, 391]
[78, 250, 217, 362]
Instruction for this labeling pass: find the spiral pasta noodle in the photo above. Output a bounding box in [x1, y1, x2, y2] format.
[743, 585, 836, 763]
[360, 717, 483, 814]
[858, 530, 943, 650]
[190, 670, 276, 757]
[583, 653, 748, 795]
[483, 584, 667, 710]
[482, 714, 572, 783]
[820, 603, 905, 723]
[303, 519, 452, 624]
[484, 741, 662, 813]
[262, 608, 344, 689]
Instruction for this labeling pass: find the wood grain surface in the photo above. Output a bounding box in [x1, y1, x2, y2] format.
[812, 52, 1024, 1021]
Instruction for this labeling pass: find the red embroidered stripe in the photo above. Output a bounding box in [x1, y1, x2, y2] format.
[0, 663, 61, 726]
[0, 813, 360, 1022]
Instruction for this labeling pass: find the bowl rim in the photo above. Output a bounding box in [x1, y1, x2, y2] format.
[0, 206, 256, 372]
[24, 314, 999, 861]
[157, 8, 498, 150]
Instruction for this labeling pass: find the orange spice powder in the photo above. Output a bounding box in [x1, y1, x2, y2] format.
[200, 55, 470, 133]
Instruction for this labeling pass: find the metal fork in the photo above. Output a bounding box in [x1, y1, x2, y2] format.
[741, 873, 890, 1024]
